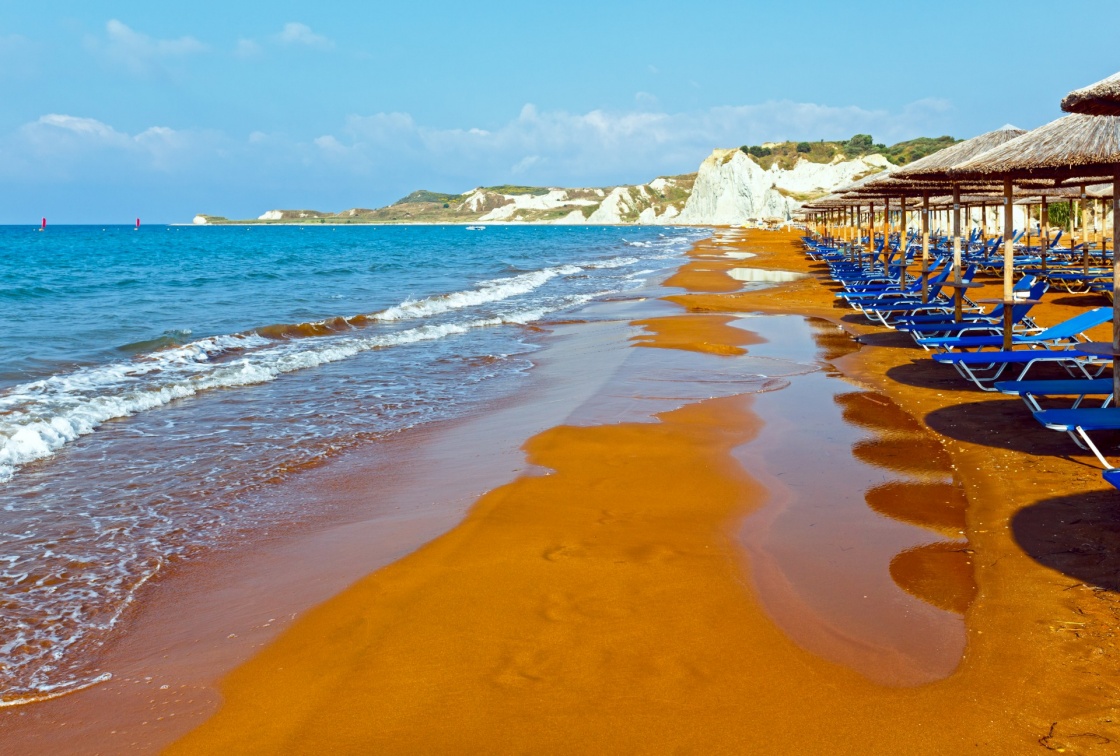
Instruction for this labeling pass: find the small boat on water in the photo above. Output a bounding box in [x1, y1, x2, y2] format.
[39, 218, 45, 232]
[466, 225, 486, 231]
[135, 218, 141, 231]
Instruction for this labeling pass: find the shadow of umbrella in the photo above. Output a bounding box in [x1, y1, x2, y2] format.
[923, 398, 1120, 469]
[890, 542, 976, 615]
[837, 391, 931, 434]
[851, 331, 922, 350]
[1011, 489, 1120, 591]
[866, 481, 968, 537]
[924, 398, 1083, 457]
[885, 359, 976, 391]
[805, 317, 861, 362]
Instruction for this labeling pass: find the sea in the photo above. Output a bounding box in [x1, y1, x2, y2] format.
[0, 223, 705, 705]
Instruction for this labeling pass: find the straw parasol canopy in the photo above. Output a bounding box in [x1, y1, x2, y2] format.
[891, 125, 1026, 180]
[948, 114, 1120, 182]
[1062, 71, 1120, 117]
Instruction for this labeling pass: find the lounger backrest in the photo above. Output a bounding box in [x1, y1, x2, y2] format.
[1031, 307, 1111, 340]
[1007, 280, 1049, 322]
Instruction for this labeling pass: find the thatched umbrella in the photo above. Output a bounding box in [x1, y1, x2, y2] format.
[893, 125, 1027, 180]
[1062, 71, 1120, 117]
[950, 115, 1120, 183]
[844, 127, 1029, 312]
[951, 113, 1120, 371]
[804, 194, 884, 264]
[894, 126, 1028, 292]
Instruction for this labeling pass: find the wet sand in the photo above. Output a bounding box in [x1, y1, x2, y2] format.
[7, 229, 1120, 753]
[173, 229, 1120, 752]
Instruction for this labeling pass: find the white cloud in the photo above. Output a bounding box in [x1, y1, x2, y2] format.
[303, 98, 955, 190]
[274, 22, 334, 50]
[88, 19, 207, 76]
[234, 38, 263, 59]
[8, 114, 224, 179]
[0, 98, 957, 220]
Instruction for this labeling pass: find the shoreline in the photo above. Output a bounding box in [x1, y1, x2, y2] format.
[5, 229, 1120, 752]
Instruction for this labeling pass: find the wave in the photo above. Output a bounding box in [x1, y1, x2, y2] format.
[254, 264, 583, 340]
[0, 309, 558, 484]
[116, 329, 194, 354]
[0, 241, 698, 484]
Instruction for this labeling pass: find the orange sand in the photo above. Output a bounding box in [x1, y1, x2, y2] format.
[172, 229, 1120, 754]
[630, 313, 762, 355]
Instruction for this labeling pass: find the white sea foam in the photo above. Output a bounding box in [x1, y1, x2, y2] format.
[372, 265, 582, 322]
[0, 229, 708, 705]
[0, 309, 554, 483]
[0, 242, 707, 484]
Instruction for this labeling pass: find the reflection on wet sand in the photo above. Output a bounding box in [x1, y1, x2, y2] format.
[665, 234, 978, 681]
[736, 316, 970, 686]
[890, 542, 976, 615]
[165, 229, 1120, 753]
[865, 481, 968, 536]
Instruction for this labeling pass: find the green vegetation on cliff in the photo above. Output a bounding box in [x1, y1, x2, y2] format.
[740, 134, 959, 169]
[396, 190, 465, 205]
[482, 185, 550, 196]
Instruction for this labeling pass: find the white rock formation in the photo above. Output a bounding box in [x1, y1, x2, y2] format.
[192, 215, 208, 225]
[237, 147, 908, 226]
[585, 187, 632, 224]
[676, 149, 890, 226]
[553, 209, 588, 224]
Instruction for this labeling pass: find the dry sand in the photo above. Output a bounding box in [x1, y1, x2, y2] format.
[165, 229, 1120, 754]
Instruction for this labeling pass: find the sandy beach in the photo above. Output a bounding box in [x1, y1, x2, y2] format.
[5, 228, 1120, 753]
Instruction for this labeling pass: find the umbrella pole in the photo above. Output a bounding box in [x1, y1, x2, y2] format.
[899, 193, 908, 289]
[1114, 175, 1120, 402]
[921, 192, 931, 304]
[953, 185, 963, 321]
[883, 196, 891, 276]
[979, 202, 986, 257]
[1003, 180, 1015, 350]
[1041, 197, 1049, 273]
[860, 203, 869, 268]
[849, 206, 856, 263]
[1082, 188, 1091, 274]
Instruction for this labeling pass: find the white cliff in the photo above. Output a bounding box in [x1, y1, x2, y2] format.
[676, 149, 890, 226]
[235, 147, 906, 226]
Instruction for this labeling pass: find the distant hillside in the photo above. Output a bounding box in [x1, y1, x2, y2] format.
[195, 134, 956, 226]
[739, 134, 959, 170]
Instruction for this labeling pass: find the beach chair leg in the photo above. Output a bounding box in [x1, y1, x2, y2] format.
[1073, 427, 1115, 469]
[950, 360, 997, 390]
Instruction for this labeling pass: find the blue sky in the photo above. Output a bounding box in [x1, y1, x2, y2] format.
[1, 1, 1117, 222]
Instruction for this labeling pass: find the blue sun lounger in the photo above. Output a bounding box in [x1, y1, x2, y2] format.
[916, 307, 1111, 353]
[1103, 468, 1120, 489]
[1033, 407, 1120, 468]
[994, 378, 1114, 412]
[931, 347, 1107, 391]
[894, 276, 1043, 331]
[850, 267, 975, 327]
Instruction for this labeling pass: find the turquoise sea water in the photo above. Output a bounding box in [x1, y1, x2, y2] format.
[0, 223, 703, 704]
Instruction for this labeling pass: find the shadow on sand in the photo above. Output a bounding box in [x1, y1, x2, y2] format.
[1011, 489, 1120, 592]
[924, 399, 1085, 459]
